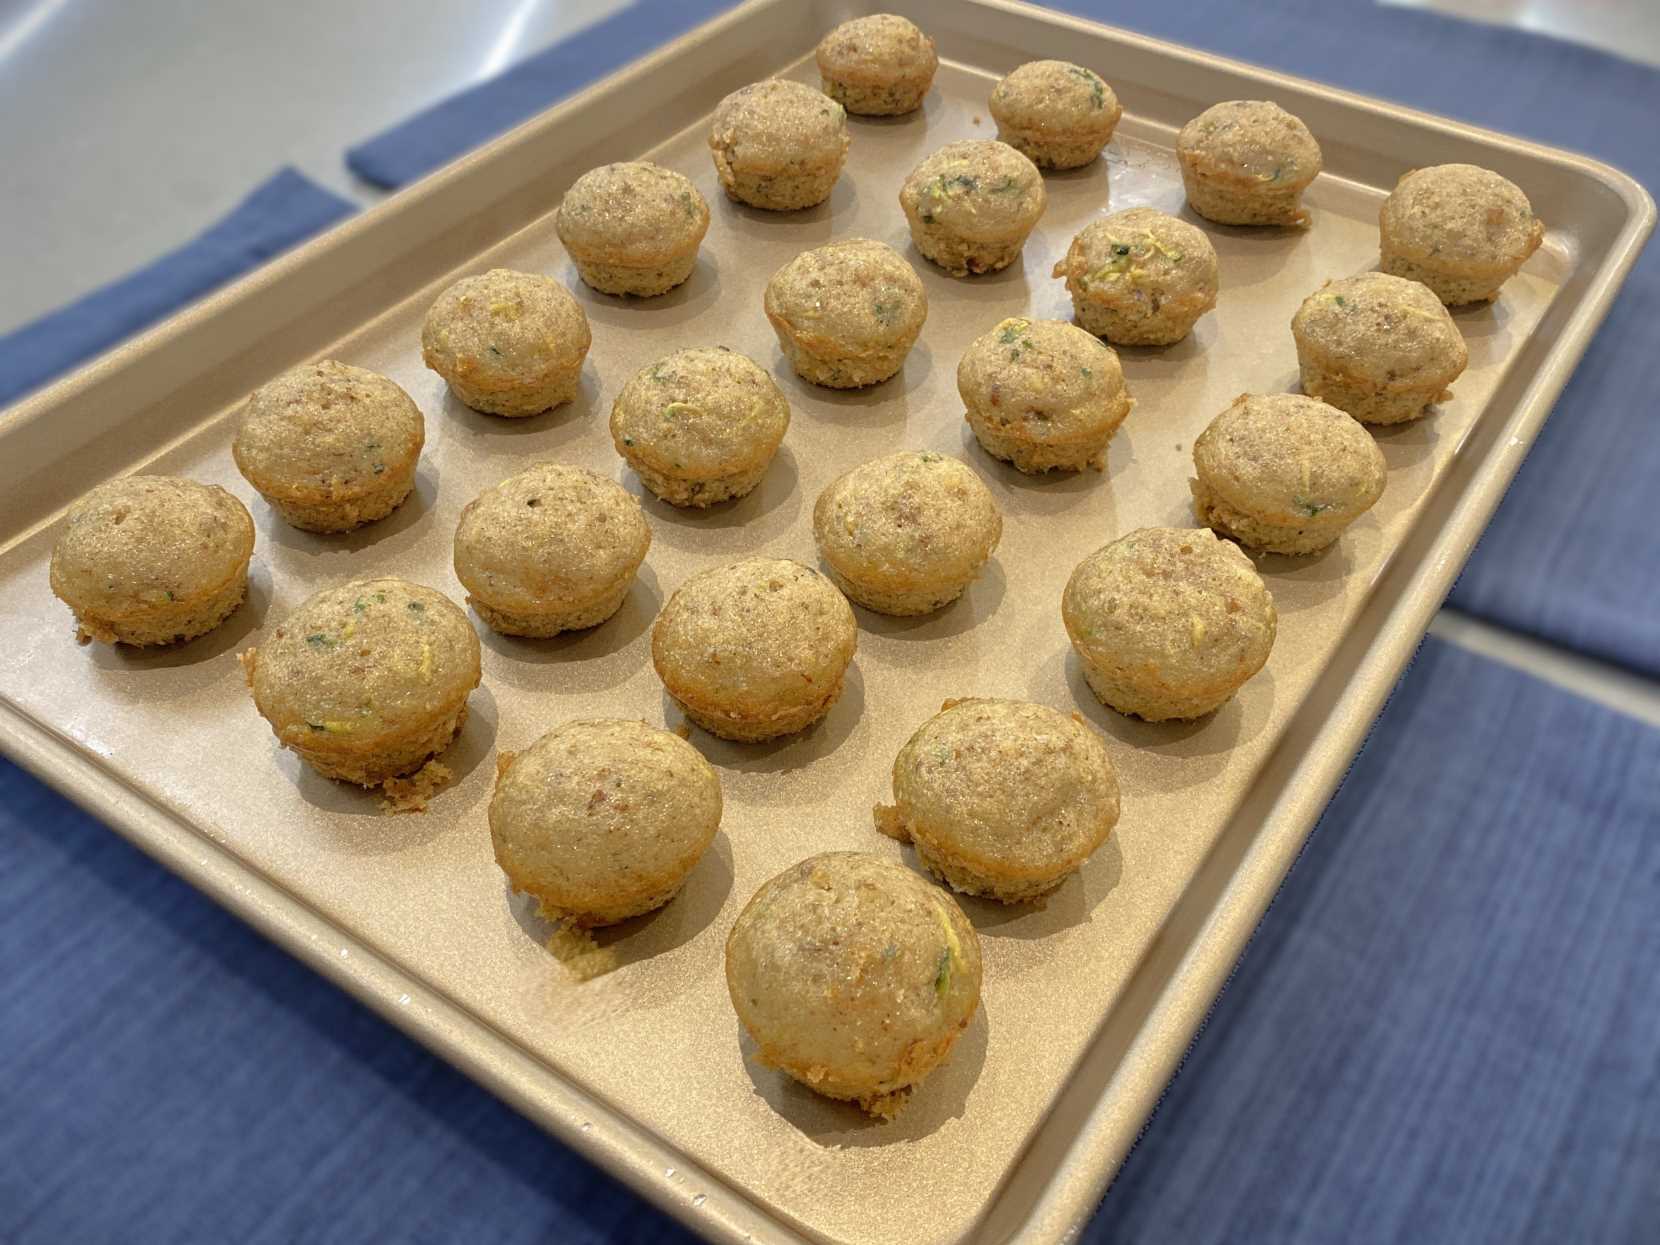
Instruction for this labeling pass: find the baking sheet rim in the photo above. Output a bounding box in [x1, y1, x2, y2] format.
[1, 1, 1653, 1243]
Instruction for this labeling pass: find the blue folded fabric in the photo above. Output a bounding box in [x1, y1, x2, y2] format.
[6, 635, 1656, 1243]
[0, 755, 698, 1245]
[1088, 635, 1660, 1245]
[345, 0, 736, 190]
[0, 168, 355, 410]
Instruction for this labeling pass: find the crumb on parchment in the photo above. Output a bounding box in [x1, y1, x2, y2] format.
[380, 759, 453, 814]
[545, 923, 618, 981]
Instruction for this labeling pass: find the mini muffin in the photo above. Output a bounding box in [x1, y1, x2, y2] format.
[554, 161, 710, 297]
[725, 852, 981, 1117]
[876, 698, 1119, 902]
[421, 268, 591, 416]
[490, 719, 722, 927]
[813, 452, 1001, 615]
[989, 60, 1122, 170]
[1176, 100, 1322, 227]
[652, 558, 856, 742]
[957, 317, 1134, 472]
[815, 14, 937, 116]
[1062, 527, 1276, 721]
[233, 360, 424, 532]
[453, 463, 650, 637]
[708, 79, 850, 211]
[898, 140, 1047, 276]
[1292, 273, 1469, 424]
[1052, 208, 1218, 345]
[50, 476, 255, 647]
[610, 347, 790, 506]
[1191, 393, 1387, 555]
[764, 239, 927, 388]
[242, 578, 481, 786]
[1379, 163, 1545, 305]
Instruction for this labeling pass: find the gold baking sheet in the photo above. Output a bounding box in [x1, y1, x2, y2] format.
[0, 3, 1649, 1244]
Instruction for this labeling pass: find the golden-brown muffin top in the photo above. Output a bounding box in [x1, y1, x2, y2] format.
[957, 317, 1130, 442]
[990, 60, 1120, 136]
[709, 79, 849, 174]
[554, 161, 710, 267]
[490, 718, 721, 908]
[892, 698, 1119, 882]
[233, 361, 424, 502]
[1194, 393, 1386, 527]
[1380, 163, 1543, 271]
[724, 852, 980, 1095]
[1063, 527, 1276, 694]
[1053, 207, 1219, 306]
[50, 476, 254, 614]
[453, 463, 650, 613]
[1292, 273, 1468, 386]
[814, 451, 1001, 592]
[815, 14, 937, 85]
[1177, 99, 1322, 189]
[764, 239, 927, 357]
[610, 347, 789, 481]
[652, 558, 855, 713]
[899, 140, 1046, 242]
[421, 269, 590, 388]
[248, 577, 480, 744]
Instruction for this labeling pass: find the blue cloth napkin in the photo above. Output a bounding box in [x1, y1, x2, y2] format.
[6, 635, 1657, 1243]
[345, 0, 736, 189]
[1088, 636, 1660, 1244]
[0, 754, 697, 1245]
[347, 0, 1660, 677]
[0, 168, 355, 410]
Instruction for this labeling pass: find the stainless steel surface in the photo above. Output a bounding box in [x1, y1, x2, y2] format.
[0, 0, 630, 334]
[0, 2, 1650, 1243]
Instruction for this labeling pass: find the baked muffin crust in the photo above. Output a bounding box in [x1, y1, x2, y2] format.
[491, 718, 722, 926]
[957, 316, 1134, 472]
[50, 475, 255, 646]
[611, 347, 790, 506]
[652, 558, 856, 741]
[709, 79, 850, 211]
[877, 697, 1120, 902]
[1292, 273, 1468, 424]
[243, 577, 481, 786]
[555, 161, 710, 297]
[990, 60, 1122, 170]
[725, 851, 981, 1116]
[815, 14, 937, 116]
[1051, 208, 1219, 345]
[1177, 100, 1322, 227]
[813, 451, 1002, 615]
[454, 463, 650, 637]
[1379, 163, 1544, 304]
[1191, 392, 1386, 555]
[421, 268, 591, 416]
[898, 140, 1046, 276]
[1063, 527, 1276, 721]
[764, 239, 927, 388]
[234, 360, 424, 532]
